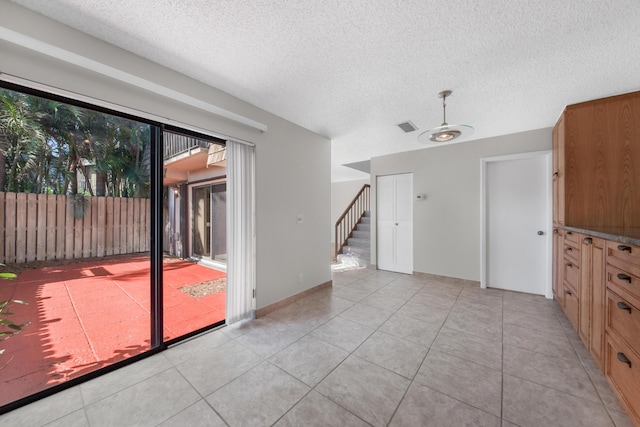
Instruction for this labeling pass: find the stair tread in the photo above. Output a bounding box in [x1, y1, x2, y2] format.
[337, 208, 371, 260]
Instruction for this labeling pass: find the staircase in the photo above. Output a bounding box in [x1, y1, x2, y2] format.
[341, 211, 370, 264]
[334, 184, 370, 263]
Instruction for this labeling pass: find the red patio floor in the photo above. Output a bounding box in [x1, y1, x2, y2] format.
[0, 256, 225, 407]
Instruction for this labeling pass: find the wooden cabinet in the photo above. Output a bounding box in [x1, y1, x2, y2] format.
[605, 240, 640, 425]
[552, 91, 640, 426]
[560, 232, 581, 329]
[552, 115, 565, 225]
[557, 91, 640, 229]
[605, 333, 640, 424]
[606, 289, 640, 352]
[580, 236, 606, 369]
[552, 227, 563, 299]
[554, 232, 640, 424]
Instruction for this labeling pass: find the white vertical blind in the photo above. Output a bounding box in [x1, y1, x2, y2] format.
[225, 140, 256, 324]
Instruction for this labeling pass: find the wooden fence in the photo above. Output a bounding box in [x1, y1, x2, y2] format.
[0, 192, 151, 265]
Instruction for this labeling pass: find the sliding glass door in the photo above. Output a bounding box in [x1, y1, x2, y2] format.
[0, 85, 152, 408]
[193, 186, 212, 258]
[0, 84, 228, 412]
[193, 183, 227, 263]
[162, 132, 226, 342]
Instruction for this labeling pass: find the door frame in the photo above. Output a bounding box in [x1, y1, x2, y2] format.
[480, 150, 553, 298]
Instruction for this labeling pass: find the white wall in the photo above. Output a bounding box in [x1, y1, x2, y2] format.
[330, 178, 370, 243]
[370, 128, 552, 281]
[0, 1, 331, 309]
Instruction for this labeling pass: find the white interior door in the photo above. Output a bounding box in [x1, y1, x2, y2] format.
[377, 173, 413, 274]
[485, 153, 551, 295]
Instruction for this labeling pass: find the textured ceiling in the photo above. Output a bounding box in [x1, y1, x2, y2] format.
[9, 0, 640, 181]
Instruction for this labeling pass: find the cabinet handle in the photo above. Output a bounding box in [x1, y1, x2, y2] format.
[553, 171, 559, 177]
[565, 246, 572, 252]
[618, 245, 632, 253]
[584, 237, 592, 244]
[617, 352, 632, 368]
[553, 228, 559, 234]
[564, 290, 572, 296]
[566, 231, 573, 236]
[617, 273, 632, 283]
[617, 301, 632, 313]
[566, 262, 573, 267]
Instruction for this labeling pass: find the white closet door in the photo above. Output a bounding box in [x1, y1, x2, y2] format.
[377, 173, 413, 274]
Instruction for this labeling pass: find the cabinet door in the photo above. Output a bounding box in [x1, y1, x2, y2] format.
[580, 237, 591, 346]
[590, 237, 605, 369]
[552, 227, 560, 298]
[553, 227, 564, 301]
[564, 92, 640, 228]
[552, 114, 565, 225]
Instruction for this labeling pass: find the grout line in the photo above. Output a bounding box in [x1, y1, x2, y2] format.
[63, 281, 100, 363]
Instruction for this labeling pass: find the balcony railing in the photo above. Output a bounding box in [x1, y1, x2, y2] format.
[164, 133, 209, 159]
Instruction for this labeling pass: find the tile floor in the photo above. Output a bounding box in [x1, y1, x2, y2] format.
[0, 268, 634, 426]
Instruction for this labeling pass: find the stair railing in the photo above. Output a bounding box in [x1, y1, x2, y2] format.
[334, 184, 370, 260]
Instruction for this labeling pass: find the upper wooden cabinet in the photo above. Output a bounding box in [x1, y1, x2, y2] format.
[555, 91, 640, 229]
[552, 114, 565, 224]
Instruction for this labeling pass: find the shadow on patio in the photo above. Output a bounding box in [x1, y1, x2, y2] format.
[0, 255, 225, 407]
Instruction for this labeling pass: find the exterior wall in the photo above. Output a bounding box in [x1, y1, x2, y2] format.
[370, 128, 552, 281]
[0, 1, 331, 309]
[188, 165, 226, 183]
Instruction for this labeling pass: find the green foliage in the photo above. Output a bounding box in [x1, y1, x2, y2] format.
[0, 88, 151, 197]
[0, 270, 29, 356]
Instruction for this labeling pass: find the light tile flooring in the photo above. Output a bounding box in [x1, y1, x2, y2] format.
[1, 268, 634, 426]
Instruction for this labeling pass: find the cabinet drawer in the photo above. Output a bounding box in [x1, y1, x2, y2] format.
[563, 241, 580, 264]
[607, 240, 640, 278]
[564, 230, 580, 245]
[563, 259, 580, 291]
[563, 283, 579, 331]
[606, 290, 640, 354]
[605, 334, 640, 424]
[607, 264, 640, 303]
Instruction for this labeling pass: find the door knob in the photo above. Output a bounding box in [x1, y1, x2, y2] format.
[537, 231, 544, 235]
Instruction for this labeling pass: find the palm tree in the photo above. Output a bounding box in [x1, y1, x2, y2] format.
[0, 90, 45, 192]
[109, 120, 150, 198]
[27, 95, 94, 195]
[1, 88, 151, 197]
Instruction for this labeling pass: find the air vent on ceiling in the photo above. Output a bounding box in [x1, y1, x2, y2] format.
[397, 121, 417, 133]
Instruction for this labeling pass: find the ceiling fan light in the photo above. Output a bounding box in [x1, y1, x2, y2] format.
[418, 124, 473, 144]
[432, 131, 458, 142]
[418, 90, 473, 144]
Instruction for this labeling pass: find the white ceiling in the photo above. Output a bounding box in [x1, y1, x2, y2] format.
[10, 0, 640, 181]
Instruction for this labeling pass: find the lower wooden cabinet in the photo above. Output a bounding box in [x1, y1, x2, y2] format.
[606, 289, 640, 351]
[554, 230, 639, 425]
[605, 333, 640, 423]
[562, 283, 580, 331]
[560, 232, 582, 331]
[552, 227, 562, 298]
[580, 236, 605, 369]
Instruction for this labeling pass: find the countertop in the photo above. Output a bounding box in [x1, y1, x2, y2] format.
[558, 225, 640, 247]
